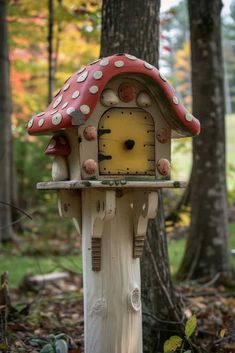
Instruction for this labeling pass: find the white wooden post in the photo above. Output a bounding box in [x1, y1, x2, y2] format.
[82, 189, 143, 353]
[50, 184, 158, 353]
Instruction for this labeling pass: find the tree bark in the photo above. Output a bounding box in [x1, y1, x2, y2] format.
[178, 0, 233, 281]
[0, 0, 14, 241]
[48, 0, 55, 102]
[100, 0, 159, 64]
[100, 1, 183, 351]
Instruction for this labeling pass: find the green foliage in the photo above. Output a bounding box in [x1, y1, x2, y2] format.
[8, 1, 101, 239]
[163, 315, 197, 353]
[32, 334, 69, 353]
[185, 315, 197, 339]
[163, 335, 183, 353]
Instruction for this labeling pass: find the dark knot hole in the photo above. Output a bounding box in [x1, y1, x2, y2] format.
[125, 139, 135, 150]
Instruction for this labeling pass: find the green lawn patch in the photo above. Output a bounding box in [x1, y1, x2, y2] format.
[171, 114, 235, 191]
[1, 223, 234, 288]
[0, 254, 82, 288]
[168, 222, 235, 275]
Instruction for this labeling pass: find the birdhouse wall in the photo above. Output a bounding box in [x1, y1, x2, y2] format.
[78, 76, 171, 180]
[64, 128, 82, 180]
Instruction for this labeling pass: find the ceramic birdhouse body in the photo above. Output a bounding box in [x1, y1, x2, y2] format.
[27, 54, 200, 353]
[28, 54, 200, 185]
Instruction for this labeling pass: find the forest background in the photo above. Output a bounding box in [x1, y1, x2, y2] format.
[0, 0, 235, 352]
[3, 0, 235, 272]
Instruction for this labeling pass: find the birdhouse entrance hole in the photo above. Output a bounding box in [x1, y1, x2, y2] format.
[98, 108, 155, 176]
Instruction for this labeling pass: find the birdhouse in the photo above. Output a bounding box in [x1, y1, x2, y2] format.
[27, 54, 199, 183]
[27, 54, 200, 353]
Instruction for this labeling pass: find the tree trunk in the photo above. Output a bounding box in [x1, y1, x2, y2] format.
[100, 0, 159, 64]
[48, 0, 55, 102]
[100, 1, 183, 351]
[0, 0, 13, 242]
[178, 0, 232, 281]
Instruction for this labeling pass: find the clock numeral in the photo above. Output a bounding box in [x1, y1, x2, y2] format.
[98, 128, 111, 136]
[98, 154, 112, 162]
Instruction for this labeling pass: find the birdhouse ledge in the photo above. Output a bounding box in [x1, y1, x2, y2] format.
[37, 179, 187, 190]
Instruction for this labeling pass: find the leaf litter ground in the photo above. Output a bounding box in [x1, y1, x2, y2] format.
[2, 274, 234, 353]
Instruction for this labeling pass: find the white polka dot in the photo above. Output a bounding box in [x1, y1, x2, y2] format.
[50, 110, 58, 115]
[125, 54, 136, 60]
[185, 113, 193, 122]
[37, 112, 45, 117]
[77, 71, 88, 82]
[100, 58, 109, 66]
[77, 67, 86, 74]
[63, 83, 70, 91]
[93, 71, 103, 80]
[72, 90, 80, 99]
[28, 118, 34, 128]
[38, 118, 44, 127]
[52, 112, 63, 125]
[144, 62, 153, 70]
[80, 105, 90, 115]
[89, 85, 99, 94]
[172, 96, 179, 105]
[66, 107, 75, 116]
[61, 102, 69, 109]
[114, 60, 124, 68]
[159, 71, 167, 82]
[53, 95, 63, 108]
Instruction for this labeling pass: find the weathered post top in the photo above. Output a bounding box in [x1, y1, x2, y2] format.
[27, 53, 200, 353]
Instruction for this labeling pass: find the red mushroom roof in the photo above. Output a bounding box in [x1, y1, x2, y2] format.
[27, 54, 200, 137]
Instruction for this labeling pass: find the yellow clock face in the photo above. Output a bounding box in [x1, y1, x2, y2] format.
[98, 108, 155, 176]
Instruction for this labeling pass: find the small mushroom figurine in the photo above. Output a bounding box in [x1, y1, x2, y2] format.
[44, 135, 71, 181]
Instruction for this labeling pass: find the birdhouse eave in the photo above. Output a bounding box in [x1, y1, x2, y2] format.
[26, 54, 200, 138]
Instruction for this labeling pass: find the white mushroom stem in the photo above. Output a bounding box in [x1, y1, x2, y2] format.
[52, 155, 69, 181]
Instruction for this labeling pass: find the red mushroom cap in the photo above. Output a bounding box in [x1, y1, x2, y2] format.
[27, 54, 200, 137]
[44, 135, 71, 156]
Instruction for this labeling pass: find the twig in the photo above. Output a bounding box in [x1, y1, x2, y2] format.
[143, 310, 184, 325]
[145, 238, 184, 330]
[0, 201, 32, 220]
[200, 273, 221, 288]
[145, 238, 203, 353]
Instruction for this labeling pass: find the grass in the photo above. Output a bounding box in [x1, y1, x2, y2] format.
[168, 222, 235, 275]
[0, 254, 82, 288]
[171, 114, 235, 191]
[1, 222, 234, 288]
